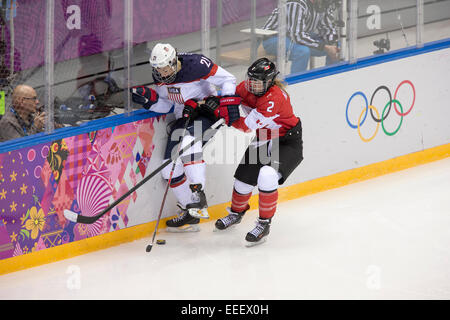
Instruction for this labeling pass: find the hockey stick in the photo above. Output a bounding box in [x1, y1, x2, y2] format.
[145, 115, 191, 253]
[64, 117, 225, 225]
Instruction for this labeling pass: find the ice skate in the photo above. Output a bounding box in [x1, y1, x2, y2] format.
[214, 205, 249, 231]
[245, 218, 271, 247]
[165, 204, 200, 233]
[186, 184, 209, 219]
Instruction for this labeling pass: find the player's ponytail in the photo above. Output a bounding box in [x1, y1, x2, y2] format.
[274, 78, 289, 97]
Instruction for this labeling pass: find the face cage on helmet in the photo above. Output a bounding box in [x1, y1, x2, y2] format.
[245, 75, 272, 96]
[152, 58, 178, 84]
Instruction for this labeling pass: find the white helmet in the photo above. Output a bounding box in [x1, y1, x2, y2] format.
[149, 43, 178, 83]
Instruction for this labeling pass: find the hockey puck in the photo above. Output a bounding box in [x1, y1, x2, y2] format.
[156, 239, 166, 245]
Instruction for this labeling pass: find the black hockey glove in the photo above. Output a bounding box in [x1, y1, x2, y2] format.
[183, 99, 199, 119]
[131, 86, 159, 110]
[201, 95, 240, 126]
[201, 95, 220, 116]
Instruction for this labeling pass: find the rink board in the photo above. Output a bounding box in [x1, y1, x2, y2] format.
[1, 40, 450, 275]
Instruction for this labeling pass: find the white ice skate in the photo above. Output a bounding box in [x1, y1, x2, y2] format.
[186, 183, 210, 219]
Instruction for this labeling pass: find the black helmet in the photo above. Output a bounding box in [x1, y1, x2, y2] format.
[245, 57, 279, 96]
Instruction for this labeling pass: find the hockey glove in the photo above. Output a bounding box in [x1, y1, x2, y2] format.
[131, 86, 159, 110]
[201, 96, 220, 115]
[183, 99, 199, 119]
[215, 95, 241, 126]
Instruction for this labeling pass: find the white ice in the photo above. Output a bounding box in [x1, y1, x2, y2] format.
[1, 158, 449, 300]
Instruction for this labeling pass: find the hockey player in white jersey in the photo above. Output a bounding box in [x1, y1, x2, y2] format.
[131, 43, 240, 232]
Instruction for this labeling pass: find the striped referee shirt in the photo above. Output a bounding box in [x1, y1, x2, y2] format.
[263, 0, 338, 50]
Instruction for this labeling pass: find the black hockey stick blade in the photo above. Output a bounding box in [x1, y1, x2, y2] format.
[64, 159, 169, 224]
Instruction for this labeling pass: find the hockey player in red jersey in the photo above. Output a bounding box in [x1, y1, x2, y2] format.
[131, 43, 239, 232]
[206, 57, 303, 246]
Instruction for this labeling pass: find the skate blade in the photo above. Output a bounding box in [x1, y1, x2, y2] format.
[166, 225, 200, 233]
[188, 208, 209, 219]
[245, 237, 267, 247]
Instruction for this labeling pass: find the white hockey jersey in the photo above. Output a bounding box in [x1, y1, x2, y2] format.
[149, 53, 237, 119]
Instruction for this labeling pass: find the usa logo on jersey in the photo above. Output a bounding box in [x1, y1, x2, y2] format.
[167, 87, 184, 104]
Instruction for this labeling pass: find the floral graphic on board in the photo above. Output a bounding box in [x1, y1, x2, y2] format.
[0, 116, 159, 261]
[23, 206, 46, 240]
[47, 139, 69, 182]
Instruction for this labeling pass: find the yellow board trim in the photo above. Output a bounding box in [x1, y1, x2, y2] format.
[1, 143, 449, 275]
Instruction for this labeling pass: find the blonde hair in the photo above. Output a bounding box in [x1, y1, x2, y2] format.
[274, 78, 289, 97]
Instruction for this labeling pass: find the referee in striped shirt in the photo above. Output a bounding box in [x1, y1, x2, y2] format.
[262, 0, 340, 74]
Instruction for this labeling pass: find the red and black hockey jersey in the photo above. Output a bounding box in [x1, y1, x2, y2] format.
[233, 81, 299, 140]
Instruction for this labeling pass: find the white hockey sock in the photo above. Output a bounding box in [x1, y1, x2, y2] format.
[161, 158, 192, 208]
[183, 161, 206, 187]
[169, 175, 193, 208]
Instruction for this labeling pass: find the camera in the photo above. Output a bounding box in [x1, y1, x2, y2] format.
[373, 37, 390, 55]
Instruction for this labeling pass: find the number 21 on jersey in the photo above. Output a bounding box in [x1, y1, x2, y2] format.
[200, 57, 211, 67]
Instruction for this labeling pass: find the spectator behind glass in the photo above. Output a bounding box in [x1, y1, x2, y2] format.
[262, 0, 340, 74]
[0, 85, 46, 142]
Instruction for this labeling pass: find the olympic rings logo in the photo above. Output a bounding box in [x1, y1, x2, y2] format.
[345, 80, 416, 142]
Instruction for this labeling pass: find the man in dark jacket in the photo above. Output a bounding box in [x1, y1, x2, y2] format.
[0, 85, 46, 142]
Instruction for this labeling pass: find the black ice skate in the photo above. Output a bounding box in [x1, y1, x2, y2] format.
[245, 218, 271, 247]
[186, 184, 209, 219]
[214, 205, 250, 231]
[166, 204, 200, 233]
